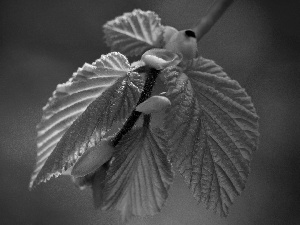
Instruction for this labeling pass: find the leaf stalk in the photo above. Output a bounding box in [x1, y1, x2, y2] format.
[112, 67, 159, 146]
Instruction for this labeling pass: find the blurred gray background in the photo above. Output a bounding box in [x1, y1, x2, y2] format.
[1, 0, 300, 224]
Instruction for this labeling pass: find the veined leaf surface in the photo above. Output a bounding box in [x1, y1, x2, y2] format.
[30, 52, 143, 188]
[104, 9, 164, 56]
[164, 57, 259, 216]
[92, 164, 110, 208]
[102, 127, 173, 222]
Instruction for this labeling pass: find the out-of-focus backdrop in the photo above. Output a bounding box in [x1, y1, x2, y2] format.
[1, 0, 300, 224]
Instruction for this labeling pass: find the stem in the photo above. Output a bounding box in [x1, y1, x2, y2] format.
[143, 114, 151, 128]
[111, 67, 159, 147]
[193, 0, 234, 41]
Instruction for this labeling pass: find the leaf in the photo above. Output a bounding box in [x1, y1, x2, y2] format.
[103, 9, 164, 56]
[71, 163, 110, 207]
[164, 57, 259, 216]
[92, 163, 110, 208]
[30, 52, 144, 188]
[102, 127, 173, 222]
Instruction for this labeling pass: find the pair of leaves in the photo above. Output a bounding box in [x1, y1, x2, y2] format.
[163, 57, 259, 216]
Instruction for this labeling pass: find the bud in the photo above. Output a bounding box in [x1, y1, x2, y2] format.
[164, 29, 198, 60]
[141, 49, 182, 70]
[163, 26, 179, 44]
[136, 95, 171, 114]
[71, 139, 115, 177]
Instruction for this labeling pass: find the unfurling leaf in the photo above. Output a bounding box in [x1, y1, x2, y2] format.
[30, 52, 144, 189]
[136, 95, 171, 114]
[71, 139, 115, 178]
[164, 57, 259, 216]
[103, 9, 164, 56]
[141, 48, 182, 70]
[70, 165, 109, 208]
[102, 127, 173, 222]
[92, 164, 110, 208]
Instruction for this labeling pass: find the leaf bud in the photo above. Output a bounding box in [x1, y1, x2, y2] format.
[136, 95, 171, 114]
[164, 28, 198, 60]
[71, 138, 115, 177]
[141, 49, 182, 70]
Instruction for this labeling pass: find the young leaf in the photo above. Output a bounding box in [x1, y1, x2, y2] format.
[102, 127, 173, 222]
[164, 57, 259, 216]
[71, 138, 115, 178]
[141, 48, 182, 70]
[91, 163, 110, 208]
[70, 163, 110, 207]
[103, 9, 164, 56]
[30, 52, 144, 189]
[136, 95, 171, 114]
